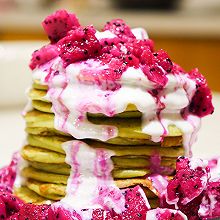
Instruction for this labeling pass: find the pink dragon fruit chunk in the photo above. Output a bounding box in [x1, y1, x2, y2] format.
[146, 208, 187, 220]
[42, 9, 80, 43]
[0, 198, 6, 220]
[189, 85, 214, 117]
[29, 44, 59, 70]
[126, 39, 154, 58]
[99, 37, 121, 55]
[0, 152, 19, 192]
[58, 26, 101, 66]
[155, 49, 173, 73]
[198, 180, 220, 219]
[178, 194, 204, 220]
[16, 203, 50, 220]
[93, 185, 151, 219]
[160, 193, 203, 220]
[92, 209, 116, 220]
[121, 185, 150, 219]
[172, 63, 185, 73]
[139, 48, 172, 87]
[0, 189, 23, 218]
[48, 205, 82, 220]
[188, 68, 214, 117]
[103, 19, 135, 39]
[95, 185, 125, 214]
[166, 157, 209, 206]
[142, 64, 168, 88]
[208, 157, 220, 180]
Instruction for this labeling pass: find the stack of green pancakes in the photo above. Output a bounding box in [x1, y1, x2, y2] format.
[15, 80, 184, 206]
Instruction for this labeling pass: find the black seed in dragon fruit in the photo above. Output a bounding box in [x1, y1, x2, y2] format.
[58, 26, 101, 66]
[29, 44, 59, 70]
[188, 68, 214, 117]
[103, 19, 135, 39]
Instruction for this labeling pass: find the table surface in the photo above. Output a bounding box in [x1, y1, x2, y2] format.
[0, 93, 219, 166]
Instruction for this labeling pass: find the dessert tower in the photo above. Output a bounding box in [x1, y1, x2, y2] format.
[14, 10, 214, 210]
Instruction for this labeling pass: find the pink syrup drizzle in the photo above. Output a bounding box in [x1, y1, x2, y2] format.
[148, 174, 169, 197]
[60, 140, 125, 215]
[150, 153, 175, 175]
[67, 142, 81, 196]
[93, 149, 125, 213]
[94, 149, 112, 180]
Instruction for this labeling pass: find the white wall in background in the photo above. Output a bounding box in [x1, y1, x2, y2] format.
[0, 41, 46, 107]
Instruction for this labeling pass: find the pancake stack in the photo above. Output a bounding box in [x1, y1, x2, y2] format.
[13, 10, 215, 212]
[14, 80, 184, 206]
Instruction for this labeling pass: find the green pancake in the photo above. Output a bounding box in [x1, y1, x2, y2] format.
[33, 80, 48, 90]
[28, 89, 50, 103]
[14, 186, 49, 204]
[23, 140, 184, 161]
[14, 184, 158, 206]
[29, 156, 176, 174]
[26, 180, 63, 201]
[32, 100, 142, 118]
[21, 166, 150, 181]
[25, 110, 183, 144]
[32, 100, 52, 113]
[24, 179, 157, 201]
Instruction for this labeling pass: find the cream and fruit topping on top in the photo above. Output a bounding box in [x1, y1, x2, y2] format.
[0, 9, 217, 220]
[31, 10, 213, 153]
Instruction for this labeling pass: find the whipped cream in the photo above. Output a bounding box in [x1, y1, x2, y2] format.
[33, 57, 200, 155]
[59, 140, 124, 218]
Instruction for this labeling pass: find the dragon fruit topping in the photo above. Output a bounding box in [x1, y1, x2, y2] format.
[92, 209, 114, 220]
[146, 208, 187, 220]
[58, 26, 101, 66]
[42, 9, 80, 43]
[29, 44, 59, 70]
[0, 153, 19, 192]
[208, 157, 220, 180]
[121, 185, 150, 219]
[0, 189, 23, 219]
[188, 68, 214, 117]
[16, 203, 50, 220]
[48, 205, 82, 220]
[198, 180, 220, 219]
[166, 157, 209, 206]
[103, 19, 135, 39]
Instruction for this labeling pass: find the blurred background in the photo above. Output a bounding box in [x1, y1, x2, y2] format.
[0, 0, 219, 165]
